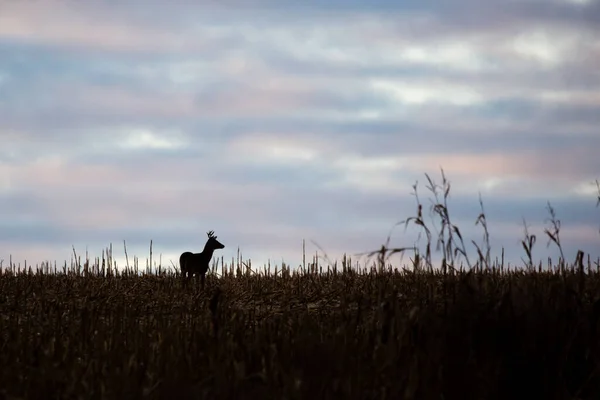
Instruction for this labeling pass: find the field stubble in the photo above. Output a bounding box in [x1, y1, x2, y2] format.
[2, 261, 600, 399]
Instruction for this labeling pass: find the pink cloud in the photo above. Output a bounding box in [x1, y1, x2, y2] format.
[15, 73, 324, 121]
[0, 243, 72, 269]
[0, 2, 209, 54]
[3, 156, 283, 230]
[409, 147, 598, 182]
[71, 85, 199, 118]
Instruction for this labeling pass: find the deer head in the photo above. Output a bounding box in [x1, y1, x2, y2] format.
[206, 230, 225, 250]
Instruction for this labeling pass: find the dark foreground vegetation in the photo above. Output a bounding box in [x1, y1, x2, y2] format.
[2, 260, 600, 400]
[1, 171, 598, 399]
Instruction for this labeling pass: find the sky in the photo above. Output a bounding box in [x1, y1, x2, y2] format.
[0, 0, 599, 272]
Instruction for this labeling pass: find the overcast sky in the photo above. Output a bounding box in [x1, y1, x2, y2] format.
[1, 0, 599, 272]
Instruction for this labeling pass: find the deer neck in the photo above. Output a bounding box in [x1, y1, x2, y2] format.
[202, 243, 215, 259]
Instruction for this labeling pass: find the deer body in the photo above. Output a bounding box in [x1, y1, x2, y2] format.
[180, 230, 224, 289]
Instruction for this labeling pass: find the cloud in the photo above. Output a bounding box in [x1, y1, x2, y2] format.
[1, 0, 599, 270]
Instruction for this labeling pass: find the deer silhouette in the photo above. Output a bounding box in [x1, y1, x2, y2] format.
[179, 230, 225, 289]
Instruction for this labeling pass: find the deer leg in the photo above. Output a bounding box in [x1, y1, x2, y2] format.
[200, 273, 206, 290]
[181, 269, 189, 286]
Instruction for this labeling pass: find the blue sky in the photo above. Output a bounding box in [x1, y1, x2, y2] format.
[0, 0, 599, 271]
